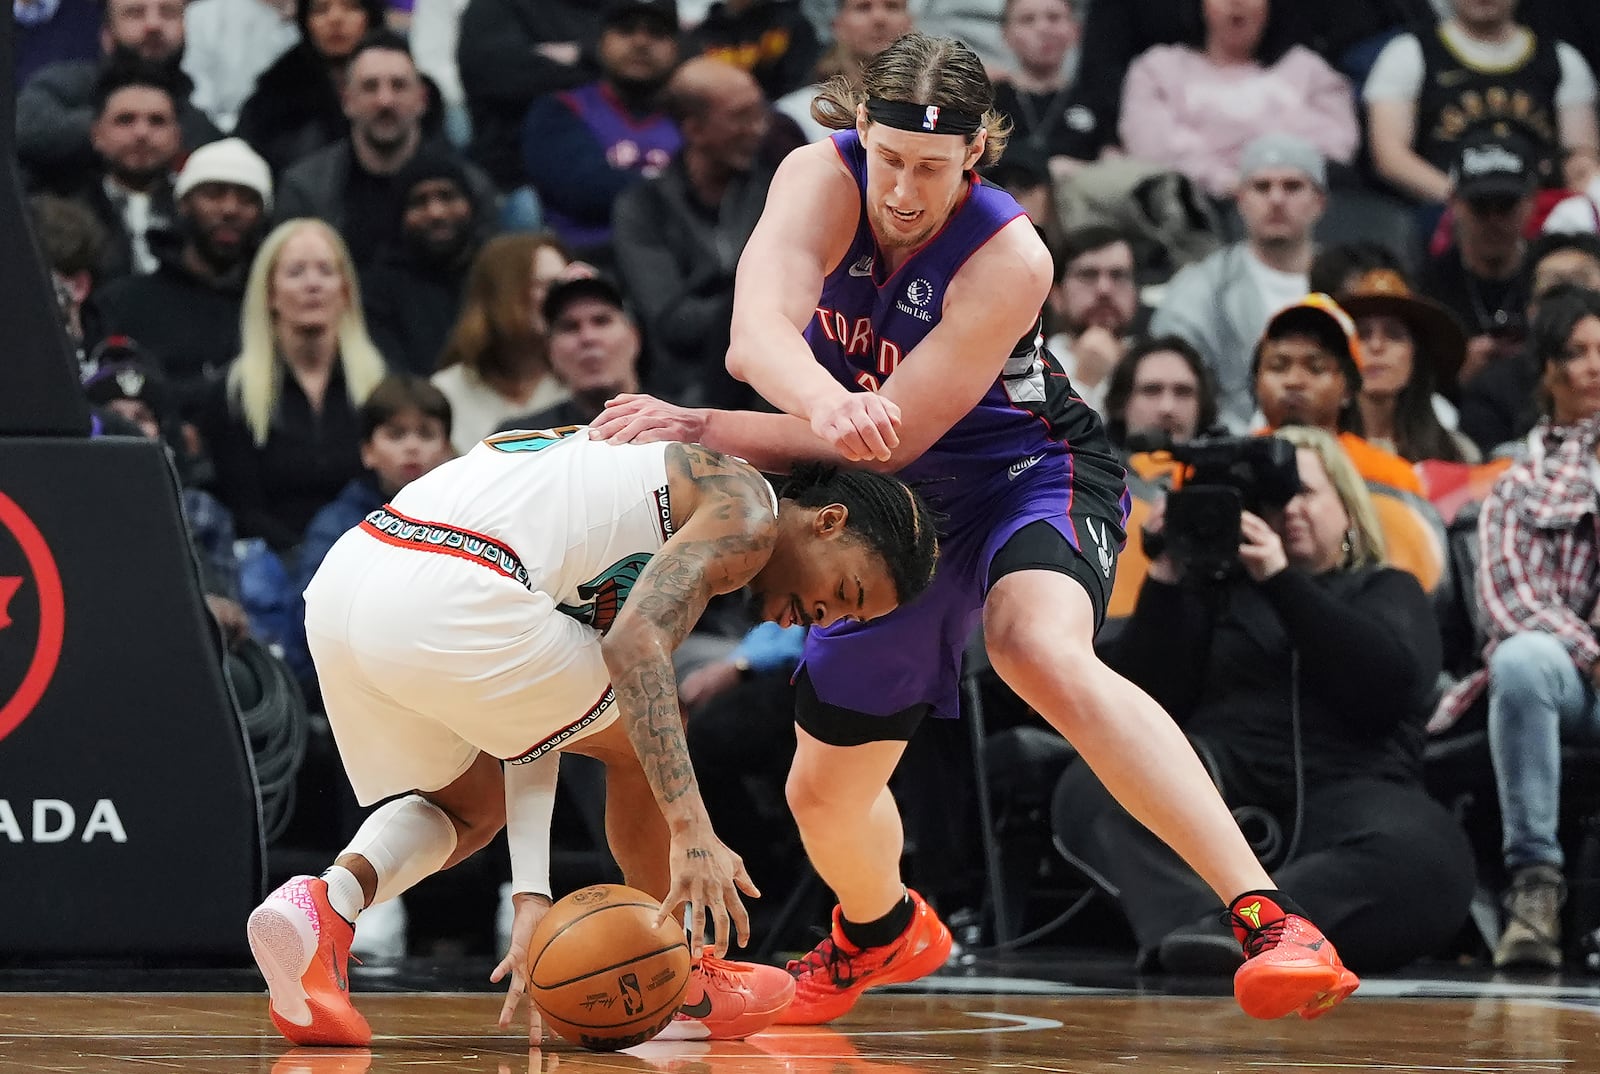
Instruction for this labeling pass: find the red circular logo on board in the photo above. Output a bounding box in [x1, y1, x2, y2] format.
[0, 492, 65, 745]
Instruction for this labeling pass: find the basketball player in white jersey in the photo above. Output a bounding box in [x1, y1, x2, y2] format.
[245, 429, 939, 1047]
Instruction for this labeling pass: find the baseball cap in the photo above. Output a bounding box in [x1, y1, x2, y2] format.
[1450, 127, 1537, 201]
[1258, 293, 1364, 385]
[175, 137, 273, 212]
[81, 337, 170, 418]
[544, 274, 628, 325]
[603, 0, 678, 33]
[1239, 133, 1326, 190]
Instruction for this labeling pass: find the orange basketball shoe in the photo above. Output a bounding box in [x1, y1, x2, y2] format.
[1229, 892, 1360, 1021]
[778, 890, 952, 1025]
[655, 953, 796, 1040]
[248, 875, 372, 1046]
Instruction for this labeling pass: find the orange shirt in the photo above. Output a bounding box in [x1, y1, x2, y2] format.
[1335, 431, 1425, 496]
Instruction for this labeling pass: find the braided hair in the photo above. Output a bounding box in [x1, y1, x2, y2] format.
[779, 464, 940, 603]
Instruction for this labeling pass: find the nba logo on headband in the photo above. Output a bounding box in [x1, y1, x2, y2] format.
[922, 105, 940, 131]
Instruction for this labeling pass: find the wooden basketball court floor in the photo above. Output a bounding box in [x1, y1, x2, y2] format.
[5, 973, 1600, 1074]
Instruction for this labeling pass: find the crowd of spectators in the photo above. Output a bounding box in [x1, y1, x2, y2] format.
[18, 0, 1600, 974]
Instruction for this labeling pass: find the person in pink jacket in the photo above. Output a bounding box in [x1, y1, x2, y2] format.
[1117, 0, 1358, 200]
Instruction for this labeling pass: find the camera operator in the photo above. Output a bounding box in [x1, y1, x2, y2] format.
[1253, 293, 1426, 495]
[1052, 426, 1475, 976]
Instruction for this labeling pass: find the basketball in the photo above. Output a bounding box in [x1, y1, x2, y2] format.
[526, 883, 693, 1051]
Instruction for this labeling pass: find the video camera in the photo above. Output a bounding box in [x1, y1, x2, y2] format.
[1156, 435, 1302, 582]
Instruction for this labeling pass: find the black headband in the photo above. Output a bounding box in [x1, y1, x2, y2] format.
[865, 97, 983, 136]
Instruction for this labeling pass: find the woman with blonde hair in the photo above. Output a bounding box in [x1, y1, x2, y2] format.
[1052, 424, 1474, 978]
[200, 218, 389, 554]
[432, 232, 576, 453]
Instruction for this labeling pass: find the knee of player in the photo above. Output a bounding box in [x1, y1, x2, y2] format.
[453, 796, 506, 854]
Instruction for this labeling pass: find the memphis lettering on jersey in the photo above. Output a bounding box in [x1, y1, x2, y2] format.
[812, 307, 905, 389]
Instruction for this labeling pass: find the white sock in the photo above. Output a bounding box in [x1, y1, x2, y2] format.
[340, 795, 459, 907]
[321, 865, 366, 925]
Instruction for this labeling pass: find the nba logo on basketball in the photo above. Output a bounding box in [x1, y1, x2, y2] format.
[619, 973, 643, 1016]
[922, 105, 940, 131]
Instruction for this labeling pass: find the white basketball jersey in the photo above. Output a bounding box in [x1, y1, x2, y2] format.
[382, 429, 681, 633]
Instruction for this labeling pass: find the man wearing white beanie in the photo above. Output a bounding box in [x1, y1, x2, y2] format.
[88, 137, 274, 420]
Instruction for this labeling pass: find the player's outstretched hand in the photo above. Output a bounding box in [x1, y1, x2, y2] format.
[592, 394, 709, 446]
[490, 891, 553, 1043]
[810, 392, 901, 462]
[657, 825, 758, 960]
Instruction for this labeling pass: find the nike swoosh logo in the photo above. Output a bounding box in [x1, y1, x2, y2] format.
[679, 994, 713, 1019]
[848, 256, 874, 277]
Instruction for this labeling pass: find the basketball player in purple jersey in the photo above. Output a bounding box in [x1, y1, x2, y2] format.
[595, 32, 1359, 1023]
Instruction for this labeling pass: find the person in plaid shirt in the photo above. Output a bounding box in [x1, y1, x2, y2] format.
[1432, 285, 1600, 970]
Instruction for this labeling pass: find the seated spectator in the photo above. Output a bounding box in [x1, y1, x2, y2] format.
[1432, 286, 1600, 970]
[1340, 268, 1479, 463]
[181, 0, 301, 134]
[522, 1, 682, 262]
[1119, 0, 1358, 200]
[690, 0, 822, 100]
[274, 31, 497, 268]
[1459, 232, 1600, 453]
[1419, 129, 1538, 384]
[1364, 0, 1599, 205]
[432, 233, 577, 452]
[990, 0, 1080, 169]
[235, 0, 388, 175]
[360, 150, 484, 376]
[284, 373, 454, 690]
[613, 58, 773, 409]
[198, 218, 388, 554]
[1151, 134, 1327, 430]
[60, 61, 184, 283]
[457, 0, 603, 189]
[498, 274, 641, 430]
[1253, 293, 1425, 493]
[88, 137, 272, 419]
[27, 193, 109, 370]
[17, 0, 220, 192]
[1103, 335, 1218, 454]
[82, 343, 249, 644]
[776, 0, 913, 144]
[1054, 425, 1474, 975]
[1045, 225, 1143, 415]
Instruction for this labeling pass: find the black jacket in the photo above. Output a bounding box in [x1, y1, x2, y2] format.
[360, 248, 475, 376]
[236, 45, 349, 176]
[1103, 564, 1440, 804]
[458, 0, 602, 187]
[86, 228, 248, 417]
[611, 154, 773, 408]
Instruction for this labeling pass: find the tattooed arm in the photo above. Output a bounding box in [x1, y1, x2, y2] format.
[597, 443, 775, 952]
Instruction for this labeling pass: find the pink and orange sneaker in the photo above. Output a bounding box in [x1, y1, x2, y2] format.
[1230, 892, 1360, 1020]
[778, 890, 952, 1025]
[248, 875, 372, 1046]
[655, 953, 796, 1040]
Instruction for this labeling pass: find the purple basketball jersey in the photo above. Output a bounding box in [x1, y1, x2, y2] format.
[796, 131, 1130, 722]
[544, 83, 680, 250]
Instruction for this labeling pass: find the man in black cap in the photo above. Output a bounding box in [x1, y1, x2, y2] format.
[1419, 126, 1539, 388]
[497, 274, 643, 430]
[361, 149, 484, 375]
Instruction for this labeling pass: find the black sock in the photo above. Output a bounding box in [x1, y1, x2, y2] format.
[840, 892, 915, 949]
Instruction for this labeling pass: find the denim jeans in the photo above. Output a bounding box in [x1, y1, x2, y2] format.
[1487, 631, 1600, 870]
